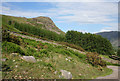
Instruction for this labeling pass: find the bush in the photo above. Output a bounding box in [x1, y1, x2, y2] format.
[2, 30, 10, 41]
[37, 49, 49, 58]
[2, 41, 25, 55]
[117, 49, 120, 57]
[9, 34, 22, 45]
[2, 30, 22, 45]
[43, 45, 48, 49]
[86, 52, 106, 67]
[25, 47, 36, 56]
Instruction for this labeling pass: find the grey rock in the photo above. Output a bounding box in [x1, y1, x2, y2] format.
[60, 70, 72, 79]
[54, 71, 57, 74]
[11, 53, 18, 57]
[21, 56, 36, 63]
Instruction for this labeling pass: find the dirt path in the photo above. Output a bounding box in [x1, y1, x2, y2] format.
[10, 32, 86, 54]
[96, 66, 119, 79]
[101, 57, 118, 64]
[10, 32, 61, 46]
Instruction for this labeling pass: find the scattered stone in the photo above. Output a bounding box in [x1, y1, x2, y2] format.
[54, 71, 57, 74]
[13, 60, 15, 62]
[79, 73, 82, 76]
[15, 65, 18, 68]
[65, 58, 68, 61]
[37, 59, 40, 61]
[1, 58, 6, 62]
[11, 53, 18, 56]
[60, 70, 72, 79]
[21, 56, 36, 63]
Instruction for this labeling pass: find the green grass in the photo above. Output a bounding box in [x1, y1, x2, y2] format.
[2, 37, 113, 79]
[2, 41, 25, 55]
[100, 55, 110, 59]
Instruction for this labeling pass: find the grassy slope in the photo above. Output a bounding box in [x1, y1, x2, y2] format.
[2, 14, 115, 79]
[2, 37, 113, 79]
[2, 15, 64, 35]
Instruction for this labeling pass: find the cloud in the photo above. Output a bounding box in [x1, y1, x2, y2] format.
[52, 2, 117, 23]
[1, 2, 118, 32]
[2, 0, 119, 2]
[1, 5, 56, 18]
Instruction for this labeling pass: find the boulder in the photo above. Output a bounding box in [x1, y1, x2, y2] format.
[60, 70, 72, 79]
[21, 56, 36, 63]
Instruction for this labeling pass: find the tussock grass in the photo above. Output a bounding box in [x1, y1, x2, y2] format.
[2, 37, 113, 79]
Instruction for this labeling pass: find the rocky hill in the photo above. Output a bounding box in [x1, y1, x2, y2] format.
[2, 15, 64, 35]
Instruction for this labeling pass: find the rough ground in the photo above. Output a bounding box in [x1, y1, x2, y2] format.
[10, 32, 119, 79]
[96, 66, 119, 79]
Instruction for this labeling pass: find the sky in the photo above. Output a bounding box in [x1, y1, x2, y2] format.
[1, 0, 119, 33]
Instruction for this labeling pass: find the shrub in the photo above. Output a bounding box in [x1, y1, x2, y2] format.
[86, 52, 106, 67]
[2, 30, 22, 45]
[25, 47, 36, 56]
[37, 49, 49, 57]
[2, 41, 25, 55]
[117, 49, 120, 57]
[2, 30, 10, 41]
[43, 45, 48, 49]
[9, 34, 22, 45]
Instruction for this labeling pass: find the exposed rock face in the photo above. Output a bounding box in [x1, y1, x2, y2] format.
[21, 56, 36, 63]
[32, 16, 64, 35]
[60, 70, 72, 79]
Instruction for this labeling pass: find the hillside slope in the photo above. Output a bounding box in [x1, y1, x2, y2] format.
[96, 31, 120, 47]
[2, 31, 112, 79]
[2, 15, 64, 35]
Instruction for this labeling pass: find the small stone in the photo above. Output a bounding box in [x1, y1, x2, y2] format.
[54, 71, 57, 74]
[65, 58, 68, 61]
[13, 60, 15, 62]
[19, 76, 22, 78]
[79, 74, 82, 76]
[15, 65, 18, 68]
[37, 59, 40, 61]
[60, 70, 72, 79]
[11, 53, 18, 56]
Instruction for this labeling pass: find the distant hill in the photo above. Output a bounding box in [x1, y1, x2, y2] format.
[96, 31, 120, 47]
[2, 15, 64, 35]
